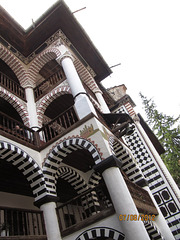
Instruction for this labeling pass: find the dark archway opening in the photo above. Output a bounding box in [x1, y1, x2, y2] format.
[62, 148, 95, 172]
[44, 94, 74, 121]
[0, 59, 19, 84]
[56, 177, 78, 203]
[0, 97, 23, 123]
[0, 159, 32, 197]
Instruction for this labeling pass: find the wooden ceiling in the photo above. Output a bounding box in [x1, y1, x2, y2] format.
[0, 0, 112, 82]
[0, 97, 23, 123]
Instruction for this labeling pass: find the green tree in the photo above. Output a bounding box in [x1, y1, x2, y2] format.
[139, 93, 180, 187]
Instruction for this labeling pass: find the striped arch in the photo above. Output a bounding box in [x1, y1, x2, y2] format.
[0, 87, 29, 126]
[56, 166, 89, 195]
[108, 136, 145, 185]
[88, 171, 102, 188]
[43, 137, 102, 196]
[36, 85, 71, 126]
[0, 44, 26, 85]
[25, 47, 61, 86]
[75, 227, 125, 240]
[0, 141, 47, 202]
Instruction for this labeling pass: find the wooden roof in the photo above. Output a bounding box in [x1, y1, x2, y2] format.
[0, 0, 112, 82]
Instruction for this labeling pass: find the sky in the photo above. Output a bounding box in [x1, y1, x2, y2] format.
[0, 0, 180, 122]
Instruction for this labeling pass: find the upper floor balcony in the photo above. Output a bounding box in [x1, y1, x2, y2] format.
[0, 105, 81, 150]
[0, 71, 26, 101]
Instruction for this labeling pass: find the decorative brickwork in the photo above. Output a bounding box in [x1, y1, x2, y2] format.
[0, 44, 26, 85]
[36, 85, 71, 126]
[0, 87, 29, 126]
[56, 166, 88, 195]
[43, 137, 102, 196]
[0, 141, 46, 201]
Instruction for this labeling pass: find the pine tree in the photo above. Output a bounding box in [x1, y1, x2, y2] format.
[139, 93, 180, 187]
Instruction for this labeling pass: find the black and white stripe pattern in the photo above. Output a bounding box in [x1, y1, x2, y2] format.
[125, 127, 180, 239]
[56, 166, 89, 194]
[75, 227, 125, 240]
[144, 221, 164, 240]
[109, 138, 145, 185]
[0, 141, 46, 201]
[43, 137, 102, 196]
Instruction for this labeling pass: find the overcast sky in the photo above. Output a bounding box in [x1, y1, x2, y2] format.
[0, 0, 180, 121]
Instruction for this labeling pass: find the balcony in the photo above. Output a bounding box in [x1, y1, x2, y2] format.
[34, 69, 66, 101]
[56, 180, 157, 237]
[0, 206, 46, 239]
[0, 107, 80, 150]
[56, 184, 115, 237]
[0, 72, 26, 101]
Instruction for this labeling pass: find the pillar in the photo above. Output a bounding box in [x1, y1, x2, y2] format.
[56, 52, 97, 119]
[95, 90, 110, 113]
[25, 86, 39, 128]
[40, 202, 62, 240]
[94, 155, 150, 240]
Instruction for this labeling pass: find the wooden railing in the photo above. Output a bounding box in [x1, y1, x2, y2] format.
[0, 107, 79, 148]
[34, 69, 66, 101]
[0, 72, 26, 101]
[56, 184, 113, 233]
[0, 206, 46, 237]
[37, 106, 79, 144]
[0, 111, 36, 145]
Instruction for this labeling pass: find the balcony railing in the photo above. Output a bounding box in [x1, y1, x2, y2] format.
[0, 106, 79, 149]
[0, 111, 36, 145]
[56, 184, 114, 236]
[0, 72, 26, 101]
[37, 106, 79, 145]
[34, 69, 66, 101]
[0, 206, 46, 238]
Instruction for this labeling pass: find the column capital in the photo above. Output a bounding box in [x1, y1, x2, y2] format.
[56, 51, 74, 66]
[93, 155, 122, 174]
[34, 195, 59, 208]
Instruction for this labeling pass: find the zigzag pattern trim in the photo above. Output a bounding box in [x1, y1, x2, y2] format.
[0, 141, 47, 201]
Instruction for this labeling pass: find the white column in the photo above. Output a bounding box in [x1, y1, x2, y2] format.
[25, 86, 39, 128]
[135, 118, 180, 201]
[56, 53, 97, 119]
[95, 90, 110, 113]
[40, 202, 62, 240]
[143, 186, 175, 239]
[101, 165, 150, 240]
